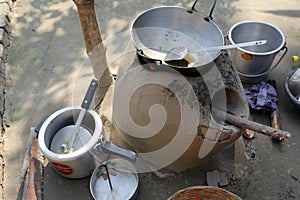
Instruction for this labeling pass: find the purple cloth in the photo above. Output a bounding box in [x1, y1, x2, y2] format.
[244, 82, 278, 112]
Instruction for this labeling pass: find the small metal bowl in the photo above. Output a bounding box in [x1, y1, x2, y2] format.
[284, 68, 300, 109]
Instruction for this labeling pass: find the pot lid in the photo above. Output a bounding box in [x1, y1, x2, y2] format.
[90, 159, 139, 200]
[288, 68, 300, 99]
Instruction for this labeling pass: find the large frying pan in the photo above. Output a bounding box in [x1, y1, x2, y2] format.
[130, 0, 224, 74]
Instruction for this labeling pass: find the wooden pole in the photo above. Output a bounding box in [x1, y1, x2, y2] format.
[268, 80, 282, 143]
[213, 109, 291, 141]
[73, 0, 102, 54]
[17, 130, 35, 200]
[26, 137, 43, 200]
[73, 0, 112, 105]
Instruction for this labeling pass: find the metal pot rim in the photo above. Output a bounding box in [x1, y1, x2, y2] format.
[38, 106, 103, 161]
[285, 68, 300, 107]
[130, 5, 208, 45]
[228, 20, 286, 56]
[130, 5, 224, 69]
[90, 159, 139, 200]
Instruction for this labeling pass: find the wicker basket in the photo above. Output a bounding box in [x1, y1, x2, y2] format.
[167, 186, 242, 200]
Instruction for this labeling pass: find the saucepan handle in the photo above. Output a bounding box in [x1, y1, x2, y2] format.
[34, 115, 49, 134]
[81, 79, 98, 110]
[101, 141, 137, 162]
[137, 49, 163, 65]
[190, 0, 217, 20]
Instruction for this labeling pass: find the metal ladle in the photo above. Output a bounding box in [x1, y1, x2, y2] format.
[50, 79, 98, 154]
[164, 40, 267, 67]
[67, 79, 98, 153]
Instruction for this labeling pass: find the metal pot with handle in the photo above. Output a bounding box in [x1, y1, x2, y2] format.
[130, 0, 224, 74]
[37, 79, 137, 179]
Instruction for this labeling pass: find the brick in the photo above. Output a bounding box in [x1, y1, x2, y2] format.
[0, 3, 9, 16]
[0, 0, 13, 9]
[219, 172, 229, 187]
[0, 59, 4, 117]
[0, 29, 9, 47]
[0, 58, 3, 135]
[0, 0, 13, 10]
[206, 170, 221, 187]
[0, 44, 7, 62]
[0, 15, 10, 33]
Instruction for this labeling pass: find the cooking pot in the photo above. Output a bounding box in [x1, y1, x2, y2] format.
[38, 106, 137, 178]
[130, 0, 224, 74]
[228, 21, 287, 83]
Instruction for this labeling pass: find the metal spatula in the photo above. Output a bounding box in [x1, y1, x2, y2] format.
[164, 40, 267, 66]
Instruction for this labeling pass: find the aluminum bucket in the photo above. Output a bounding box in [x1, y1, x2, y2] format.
[228, 21, 287, 82]
[38, 106, 104, 178]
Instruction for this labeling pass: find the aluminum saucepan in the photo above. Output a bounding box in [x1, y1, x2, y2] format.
[130, 0, 224, 74]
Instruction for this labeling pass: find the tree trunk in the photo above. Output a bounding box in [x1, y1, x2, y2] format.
[73, 0, 112, 104]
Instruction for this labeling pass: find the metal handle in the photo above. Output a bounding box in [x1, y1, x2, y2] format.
[34, 115, 49, 134]
[101, 141, 137, 162]
[98, 165, 114, 191]
[190, 0, 217, 21]
[194, 40, 267, 53]
[238, 46, 288, 79]
[268, 46, 288, 73]
[137, 49, 162, 65]
[81, 79, 98, 109]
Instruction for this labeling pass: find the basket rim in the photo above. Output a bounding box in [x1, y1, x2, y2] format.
[167, 186, 242, 200]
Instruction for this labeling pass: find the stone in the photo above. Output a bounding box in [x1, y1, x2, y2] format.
[0, 44, 7, 62]
[0, 28, 9, 47]
[0, 3, 9, 16]
[219, 172, 229, 187]
[206, 170, 221, 186]
[0, 1, 13, 10]
[0, 55, 4, 132]
[0, 15, 10, 33]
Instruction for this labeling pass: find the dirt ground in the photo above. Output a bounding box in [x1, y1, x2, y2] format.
[2, 0, 300, 199]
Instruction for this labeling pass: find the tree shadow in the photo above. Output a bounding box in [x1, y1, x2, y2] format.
[6, 0, 240, 199]
[264, 10, 300, 18]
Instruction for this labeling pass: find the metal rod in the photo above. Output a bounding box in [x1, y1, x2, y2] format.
[102, 165, 114, 192]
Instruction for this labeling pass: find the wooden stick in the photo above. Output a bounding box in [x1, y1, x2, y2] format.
[270, 109, 282, 143]
[213, 109, 291, 141]
[17, 130, 35, 199]
[271, 110, 281, 130]
[26, 136, 43, 200]
[268, 80, 282, 142]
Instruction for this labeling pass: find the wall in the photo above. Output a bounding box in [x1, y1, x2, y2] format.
[0, 1, 11, 132]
